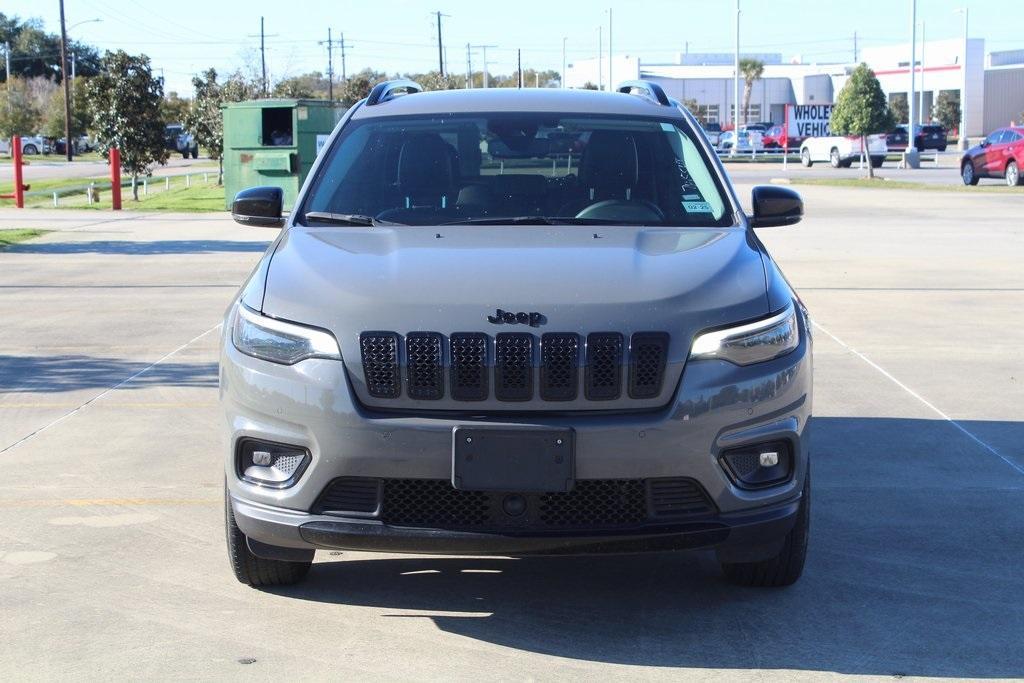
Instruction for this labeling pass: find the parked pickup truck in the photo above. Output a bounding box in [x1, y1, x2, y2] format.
[800, 134, 887, 168]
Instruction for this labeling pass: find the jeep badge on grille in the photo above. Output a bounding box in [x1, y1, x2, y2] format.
[487, 308, 545, 327]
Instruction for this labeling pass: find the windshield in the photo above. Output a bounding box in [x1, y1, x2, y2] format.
[300, 113, 731, 227]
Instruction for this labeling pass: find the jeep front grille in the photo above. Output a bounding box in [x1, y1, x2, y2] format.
[358, 331, 670, 405]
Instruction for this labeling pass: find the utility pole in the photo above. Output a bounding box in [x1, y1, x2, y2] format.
[260, 16, 267, 96]
[435, 11, 448, 76]
[340, 33, 348, 83]
[598, 25, 603, 91]
[955, 7, 969, 149]
[320, 28, 335, 101]
[517, 49, 523, 88]
[732, 0, 740, 157]
[465, 43, 472, 88]
[562, 37, 567, 88]
[58, 0, 73, 161]
[608, 8, 613, 90]
[473, 45, 495, 88]
[854, 31, 858, 62]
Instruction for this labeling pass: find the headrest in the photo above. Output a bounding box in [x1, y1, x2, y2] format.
[397, 133, 455, 196]
[580, 131, 639, 194]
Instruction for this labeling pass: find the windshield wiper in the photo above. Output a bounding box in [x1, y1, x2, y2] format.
[442, 216, 652, 226]
[303, 212, 402, 226]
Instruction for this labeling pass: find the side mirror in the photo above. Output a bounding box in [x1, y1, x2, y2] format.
[750, 185, 803, 228]
[980, 140, 990, 148]
[232, 186, 285, 228]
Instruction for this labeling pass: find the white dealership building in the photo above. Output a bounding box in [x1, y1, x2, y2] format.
[565, 38, 1024, 138]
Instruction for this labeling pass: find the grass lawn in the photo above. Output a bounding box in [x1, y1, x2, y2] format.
[785, 177, 1021, 193]
[121, 183, 226, 212]
[0, 229, 51, 249]
[1, 175, 227, 212]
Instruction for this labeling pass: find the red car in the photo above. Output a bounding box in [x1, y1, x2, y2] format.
[762, 125, 804, 151]
[961, 126, 1024, 186]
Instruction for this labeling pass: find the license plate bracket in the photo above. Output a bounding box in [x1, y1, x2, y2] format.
[452, 427, 574, 492]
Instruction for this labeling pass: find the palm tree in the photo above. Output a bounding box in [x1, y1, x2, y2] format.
[738, 58, 765, 125]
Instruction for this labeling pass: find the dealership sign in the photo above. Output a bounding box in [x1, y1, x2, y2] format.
[785, 104, 835, 139]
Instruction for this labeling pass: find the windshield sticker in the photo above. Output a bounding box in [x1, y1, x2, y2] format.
[683, 201, 713, 213]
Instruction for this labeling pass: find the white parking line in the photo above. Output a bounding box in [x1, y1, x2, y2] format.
[0, 323, 222, 454]
[813, 321, 1024, 476]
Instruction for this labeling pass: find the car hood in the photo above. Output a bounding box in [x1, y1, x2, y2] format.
[260, 224, 771, 409]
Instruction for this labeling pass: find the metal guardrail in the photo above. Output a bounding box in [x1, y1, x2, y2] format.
[714, 147, 956, 167]
[18, 171, 217, 207]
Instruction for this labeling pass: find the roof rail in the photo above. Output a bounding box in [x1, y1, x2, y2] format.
[366, 79, 423, 106]
[616, 80, 671, 106]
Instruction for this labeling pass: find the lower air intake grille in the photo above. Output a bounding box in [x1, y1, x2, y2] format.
[538, 480, 646, 526]
[365, 477, 714, 530]
[649, 478, 716, 518]
[360, 332, 400, 398]
[585, 333, 624, 400]
[450, 333, 488, 401]
[382, 479, 490, 527]
[406, 332, 443, 400]
[313, 477, 381, 516]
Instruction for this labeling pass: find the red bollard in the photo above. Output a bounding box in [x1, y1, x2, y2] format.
[13, 136, 25, 208]
[110, 147, 122, 211]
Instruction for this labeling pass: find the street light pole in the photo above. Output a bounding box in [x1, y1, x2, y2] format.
[956, 7, 969, 149]
[732, 0, 740, 157]
[608, 8, 613, 90]
[918, 21, 925, 126]
[562, 37, 567, 88]
[905, 0, 919, 167]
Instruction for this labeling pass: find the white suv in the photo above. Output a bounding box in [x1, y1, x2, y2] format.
[800, 134, 887, 168]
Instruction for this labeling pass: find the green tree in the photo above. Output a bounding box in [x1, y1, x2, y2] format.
[933, 91, 961, 134]
[87, 50, 169, 199]
[161, 91, 192, 126]
[42, 77, 92, 140]
[889, 92, 908, 124]
[580, 82, 599, 91]
[830, 63, 894, 178]
[0, 13, 101, 82]
[273, 72, 331, 99]
[738, 58, 764, 124]
[183, 68, 254, 185]
[338, 68, 388, 106]
[0, 78, 42, 137]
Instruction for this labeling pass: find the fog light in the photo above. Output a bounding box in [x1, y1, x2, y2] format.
[721, 441, 792, 489]
[236, 439, 311, 488]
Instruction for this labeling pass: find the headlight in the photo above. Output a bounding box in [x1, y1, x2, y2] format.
[689, 304, 799, 366]
[232, 303, 341, 365]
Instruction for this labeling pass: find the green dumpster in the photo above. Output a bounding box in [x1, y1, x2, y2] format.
[222, 99, 342, 210]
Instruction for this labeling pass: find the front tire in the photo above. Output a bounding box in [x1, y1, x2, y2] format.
[720, 472, 810, 588]
[962, 161, 979, 186]
[1006, 161, 1021, 187]
[23, 144, 38, 155]
[871, 156, 884, 168]
[800, 148, 812, 167]
[225, 488, 312, 587]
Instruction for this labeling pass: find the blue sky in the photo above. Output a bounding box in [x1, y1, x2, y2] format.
[7, 0, 1021, 94]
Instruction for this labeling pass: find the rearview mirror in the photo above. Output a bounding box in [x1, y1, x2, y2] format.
[749, 185, 803, 228]
[232, 186, 285, 228]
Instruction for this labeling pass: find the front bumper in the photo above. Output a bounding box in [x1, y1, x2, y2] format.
[231, 491, 799, 560]
[221, 311, 812, 557]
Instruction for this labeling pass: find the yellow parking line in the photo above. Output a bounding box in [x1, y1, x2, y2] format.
[0, 402, 218, 408]
[0, 498, 219, 508]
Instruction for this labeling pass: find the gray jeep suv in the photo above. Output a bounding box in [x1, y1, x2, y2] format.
[222, 80, 812, 589]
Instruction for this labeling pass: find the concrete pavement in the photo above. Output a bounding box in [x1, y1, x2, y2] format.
[0, 193, 1022, 679]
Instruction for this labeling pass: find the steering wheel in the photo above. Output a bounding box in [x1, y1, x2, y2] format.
[575, 199, 665, 222]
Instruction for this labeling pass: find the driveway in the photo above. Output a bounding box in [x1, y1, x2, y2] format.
[0, 195, 1021, 679]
